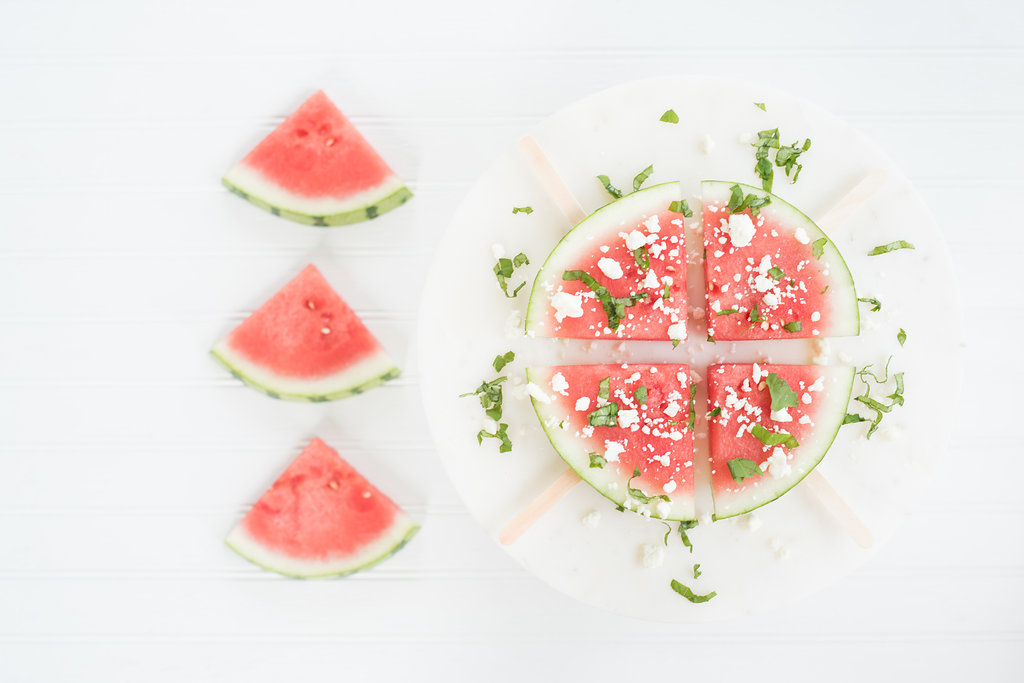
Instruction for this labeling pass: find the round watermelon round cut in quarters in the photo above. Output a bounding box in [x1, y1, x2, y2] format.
[527, 363, 696, 521]
[525, 182, 690, 342]
[226, 438, 419, 578]
[222, 90, 412, 226]
[211, 264, 400, 402]
[706, 363, 854, 520]
[702, 180, 859, 341]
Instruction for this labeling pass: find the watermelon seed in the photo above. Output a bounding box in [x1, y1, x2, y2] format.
[321, 327, 331, 335]
[362, 491, 371, 499]
[325, 138, 336, 147]
[306, 300, 316, 310]
[328, 480, 338, 490]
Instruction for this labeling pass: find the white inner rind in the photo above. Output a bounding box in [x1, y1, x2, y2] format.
[224, 162, 407, 216]
[527, 366, 697, 521]
[212, 341, 398, 397]
[712, 366, 855, 519]
[702, 180, 860, 337]
[225, 512, 419, 578]
[525, 182, 683, 335]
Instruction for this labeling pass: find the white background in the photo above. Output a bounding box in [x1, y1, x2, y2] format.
[0, 1, 1021, 680]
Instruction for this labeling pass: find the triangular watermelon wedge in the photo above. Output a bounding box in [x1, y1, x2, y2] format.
[226, 438, 419, 578]
[525, 182, 689, 342]
[526, 363, 696, 521]
[702, 180, 859, 341]
[223, 91, 412, 226]
[706, 363, 854, 519]
[212, 264, 400, 401]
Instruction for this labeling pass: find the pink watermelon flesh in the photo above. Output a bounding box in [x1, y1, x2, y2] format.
[706, 363, 854, 519]
[241, 91, 393, 198]
[702, 181, 858, 341]
[528, 363, 696, 520]
[526, 183, 689, 341]
[211, 264, 399, 401]
[226, 438, 419, 577]
[223, 91, 411, 225]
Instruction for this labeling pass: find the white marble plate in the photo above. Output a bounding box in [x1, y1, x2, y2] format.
[417, 75, 963, 621]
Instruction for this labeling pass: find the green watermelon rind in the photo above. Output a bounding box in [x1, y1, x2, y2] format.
[222, 175, 413, 227]
[710, 366, 856, 521]
[524, 181, 684, 338]
[225, 514, 420, 579]
[702, 180, 860, 339]
[211, 344, 401, 402]
[525, 366, 697, 522]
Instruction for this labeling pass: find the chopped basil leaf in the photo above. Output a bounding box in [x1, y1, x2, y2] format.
[633, 246, 651, 271]
[708, 406, 722, 418]
[846, 358, 906, 439]
[752, 128, 781, 192]
[562, 269, 648, 331]
[843, 413, 869, 425]
[678, 520, 697, 553]
[751, 424, 799, 449]
[587, 402, 619, 427]
[511, 206, 533, 215]
[775, 138, 811, 183]
[717, 308, 739, 316]
[754, 102, 766, 111]
[662, 282, 671, 300]
[727, 457, 763, 483]
[460, 375, 508, 421]
[858, 297, 882, 312]
[633, 164, 654, 192]
[662, 522, 672, 546]
[670, 579, 716, 603]
[598, 376, 610, 400]
[783, 320, 802, 333]
[669, 199, 693, 217]
[660, 109, 679, 124]
[726, 183, 772, 217]
[492, 351, 515, 372]
[692, 563, 702, 578]
[493, 252, 530, 298]
[749, 304, 762, 323]
[768, 266, 785, 280]
[476, 422, 512, 453]
[634, 385, 648, 405]
[627, 466, 671, 505]
[707, 333, 716, 343]
[811, 237, 828, 260]
[596, 174, 623, 199]
[687, 383, 697, 432]
[868, 240, 916, 256]
[820, 285, 830, 294]
[672, 339, 681, 349]
[588, 452, 607, 468]
[898, 328, 907, 347]
[765, 373, 799, 412]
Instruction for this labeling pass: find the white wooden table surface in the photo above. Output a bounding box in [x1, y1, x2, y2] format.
[1, 1, 1021, 680]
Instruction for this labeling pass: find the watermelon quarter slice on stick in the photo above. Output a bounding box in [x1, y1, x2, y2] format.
[226, 438, 419, 578]
[706, 363, 854, 520]
[212, 264, 400, 401]
[703, 180, 859, 341]
[223, 90, 412, 226]
[526, 363, 696, 521]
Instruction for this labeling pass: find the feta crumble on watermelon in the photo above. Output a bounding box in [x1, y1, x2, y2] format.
[702, 181, 859, 341]
[706, 363, 854, 519]
[525, 183, 689, 341]
[223, 91, 412, 226]
[226, 438, 419, 578]
[211, 264, 400, 401]
[526, 363, 696, 521]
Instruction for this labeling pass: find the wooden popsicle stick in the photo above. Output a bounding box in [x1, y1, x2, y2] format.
[499, 468, 581, 545]
[803, 470, 874, 548]
[500, 141, 880, 547]
[519, 136, 588, 226]
[816, 168, 888, 232]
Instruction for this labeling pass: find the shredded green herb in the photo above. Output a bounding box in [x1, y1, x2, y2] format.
[692, 563, 702, 578]
[633, 165, 654, 192]
[843, 357, 906, 439]
[765, 373, 799, 413]
[811, 238, 828, 260]
[868, 240, 916, 256]
[587, 402, 620, 427]
[754, 102, 766, 111]
[460, 376, 508, 421]
[476, 422, 512, 453]
[511, 206, 533, 215]
[717, 308, 739, 316]
[678, 520, 697, 553]
[634, 385, 648, 405]
[493, 252, 530, 298]
[726, 183, 771, 217]
[687, 383, 697, 432]
[858, 297, 882, 312]
[898, 328, 907, 347]
[751, 424, 799, 449]
[749, 304, 762, 323]
[768, 266, 785, 280]
[727, 457, 763, 484]
[562, 269, 648, 331]
[633, 246, 651, 271]
[588, 452, 607, 468]
[660, 109, 679, 124]
[708, 406, 722, 418]
[669, 199, 693, 217]
[670, 579, 716, 603]
[596, 174, 623, 199]
[627, 466, 671, 505]
[492, 351, 515, 373]
[783, 321, 802, 333]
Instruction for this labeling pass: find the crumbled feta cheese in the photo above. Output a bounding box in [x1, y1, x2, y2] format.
[550, 372, 569, 396]
[766, 447, 792, 479]
[604, 440, 625, 462]
[640, 544, 666, 569]
[597, 257, 623, 280]
[801, 392, 812, 404]
[655, 501, 672, 518]
[526, 382, 551, 404]
[625, 230, 647, 250]
[663, 480, 677, 494]
[724, 213, 757, 247]
[771, 407, 792, 422]
[744, 514, 763, 532]
[762, 292, 780, 307]
[642, 269, 660, 289]
[491, 243, 506, 259]
[643, 215, 661, 233]
[794, 227, 810, 244]
[580, 511, 601, 529]
[753, 274, 775, 293]
[700, 133, 715, 155]
[808, 376, 825, 392]
[798, 414, 812, 425]
[667, 322, 687, 341]
[575, 396, 590, 411]
[550, 291, 584, 322]
[752, 363, 764, 383]
[664, 401, 681, 418]
[810, 311, 821, 322]
[617, 409, 640, 429]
